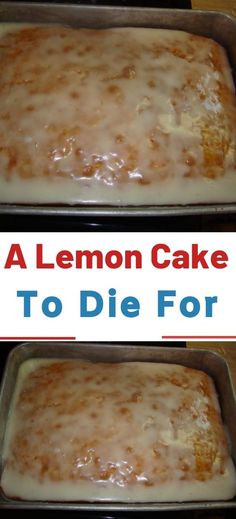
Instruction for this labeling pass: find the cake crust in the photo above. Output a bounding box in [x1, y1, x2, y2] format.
[1, 359, 236, 502]
[0, 25, 236, 205]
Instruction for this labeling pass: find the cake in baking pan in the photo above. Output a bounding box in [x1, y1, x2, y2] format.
[1, 359, 236, 501]
[0, 25, 236, 205]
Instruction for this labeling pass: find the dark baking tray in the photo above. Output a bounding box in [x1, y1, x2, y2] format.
[0, 2, 236, 216]
[0, 342, 236, 510]
[11, 1, 192, 7]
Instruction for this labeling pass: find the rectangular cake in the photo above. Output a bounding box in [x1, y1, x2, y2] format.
[1, 359, 236, 502]
[0, 24, 236, 205]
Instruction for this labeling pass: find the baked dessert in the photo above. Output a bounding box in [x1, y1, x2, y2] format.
[1, 359, 236, 501]
[0, 25, 236, 205]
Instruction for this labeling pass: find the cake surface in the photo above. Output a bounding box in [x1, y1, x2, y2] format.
[1, 359, 236, 502]
[0, 25, 236, 205]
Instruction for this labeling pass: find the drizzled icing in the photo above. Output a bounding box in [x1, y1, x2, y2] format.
[0, 25, 236, 205]
[1, 359, 236, 501]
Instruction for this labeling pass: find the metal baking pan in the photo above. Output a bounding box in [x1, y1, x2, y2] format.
[0, 342, 236, 511]
[0, 2, 236, 217]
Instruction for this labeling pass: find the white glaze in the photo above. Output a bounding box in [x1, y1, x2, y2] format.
[0, 25, 236, 205]
[1, 359, 236, 502]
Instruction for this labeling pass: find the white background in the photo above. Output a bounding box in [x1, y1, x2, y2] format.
[0, 232, 235, 341]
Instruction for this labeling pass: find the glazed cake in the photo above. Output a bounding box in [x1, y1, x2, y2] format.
[1, 359, 236, 501]
[0, 25, 236, 205]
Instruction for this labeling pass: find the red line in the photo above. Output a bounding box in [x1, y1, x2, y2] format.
[162, 336, 236, 339]
[0, 337, 76, 340]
